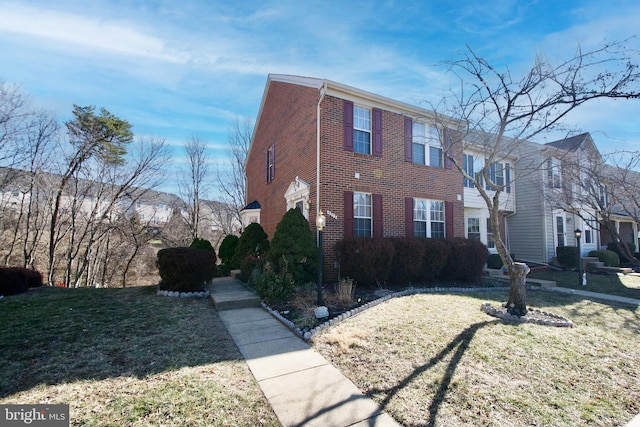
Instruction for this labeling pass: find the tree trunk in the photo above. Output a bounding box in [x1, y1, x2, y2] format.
[506, 262, 530, 317]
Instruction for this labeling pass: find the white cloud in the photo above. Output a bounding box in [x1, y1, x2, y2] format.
[0, 4, 190, 63]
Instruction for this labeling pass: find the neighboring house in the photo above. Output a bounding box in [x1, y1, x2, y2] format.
[461, 136, 516, 253]
[244, 74, 503, 281]
[507, 133, 639, 264]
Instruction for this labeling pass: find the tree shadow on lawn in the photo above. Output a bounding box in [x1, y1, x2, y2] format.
[369, 320, 497, 427]
[0, 286, 243, 399]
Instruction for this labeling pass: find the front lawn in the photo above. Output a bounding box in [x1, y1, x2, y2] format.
[312, 290, 640, 427]
[529, 269, 640, 299]
[0, 286, 278, 426]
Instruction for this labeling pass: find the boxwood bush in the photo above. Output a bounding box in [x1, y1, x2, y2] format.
[557, 246, 579, 269]
[157, 247, 217, 292]
[588, 249, 620, 267]
[218, 234, 239, 274]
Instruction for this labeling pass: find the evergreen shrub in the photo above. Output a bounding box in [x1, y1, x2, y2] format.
[267, 208, 317, 285]
[441, 238, 489, 282]
[218, 234, 239, 274]
[588, 249, 620, 267]
[253, 267, 295, 304]
[335, 237, 394, 287]
[157, 247, 217, 292]
[233, 223, 269, 280]
[556, 246, 579, 269]
[486, 253, 504, 270]
[607, 242, 637, 262]
[0, 267, 43, 296]
[418, 238, 450, 281]
[389, 237, 425, 284]
[189, 237, 215, 253]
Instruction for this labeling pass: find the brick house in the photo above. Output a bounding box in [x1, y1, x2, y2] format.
[244, 74, 504, 282]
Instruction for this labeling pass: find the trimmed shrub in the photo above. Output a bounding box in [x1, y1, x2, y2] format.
[418, 238, 450, 282]
[267, 208, 317, 285]
[486, 253, 504, 270]
[588, 249, 620, 267]
[441, 238, 489, 282]
[189, 237, 215, 253]
[234, 223, 269, 279]
[336, 237, 394, 287]
[0, 267, 42, 296]
[607, 242, 637, 263]
[557, 246, 579, 269]
[218, 234, 239, 274]
[389, 237, 425, 284]
[157, 247, 217, 292]
[253, 268, 295, 304]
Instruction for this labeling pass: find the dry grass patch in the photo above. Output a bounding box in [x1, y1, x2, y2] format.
[0, 286, 279, 426]
[312, 291, 640, 427]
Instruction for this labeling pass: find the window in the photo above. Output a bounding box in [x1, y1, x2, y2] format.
[353, 106, 371, 155]
[462, 154, 476, 188]
[467, 218, 481, 240]
[265, 144, 275, 183]
[548, 157, 562, 188]
[430, 201, 445, 238]
[414, 199, 428, 237]
[486, 218, 495, 249]
[412, 123, 441, 167]
[585, 229, 592, 244]
[599, 184, 608, 207]
[413, 198, 445, 238]
[556, 215, 565, 247]
[354, 192, 372, 237]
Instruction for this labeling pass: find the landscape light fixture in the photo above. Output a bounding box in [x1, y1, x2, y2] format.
[316, 212, 326, 306]
[575, 229, 583, 286]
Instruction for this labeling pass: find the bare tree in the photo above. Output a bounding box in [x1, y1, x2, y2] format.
[435, 39, 640, 315]
[215, 117, 252, 233]
[180, 135, 209, 241]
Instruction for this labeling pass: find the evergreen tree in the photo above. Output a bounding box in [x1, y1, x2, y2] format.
[267, 208, 317, 284]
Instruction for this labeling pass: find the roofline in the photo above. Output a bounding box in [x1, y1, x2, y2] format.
[247, 74, 466, 166]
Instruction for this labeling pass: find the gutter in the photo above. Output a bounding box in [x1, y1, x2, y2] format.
[316, 81, 327, 228]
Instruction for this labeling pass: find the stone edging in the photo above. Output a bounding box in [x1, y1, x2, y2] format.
[263, 286, 512, 341]
[157, 289, 210, 298]
[480, 302, 574, 327]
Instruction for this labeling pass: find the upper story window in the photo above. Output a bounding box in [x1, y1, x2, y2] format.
[483, 160, 511, 193]
[463, 154, 484, 188]
[413, 198, 445, 238]
[354, 192, 372, 237]
[353, 106, 371, 155]
[412, 123, 442, 167]
[599, 184, 608, 207]
[265, 144, 275, 183]
[547, 157, 562, 189]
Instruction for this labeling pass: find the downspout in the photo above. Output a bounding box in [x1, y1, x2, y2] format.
[317, 81, 327, 226]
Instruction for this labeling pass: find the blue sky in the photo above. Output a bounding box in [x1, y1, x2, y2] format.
[1, 0, 639, 197]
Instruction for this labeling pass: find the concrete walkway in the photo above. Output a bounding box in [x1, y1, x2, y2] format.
[550, 286, 640, 306]
[208, 277, 639, 427]
[208, 277, 399, 427]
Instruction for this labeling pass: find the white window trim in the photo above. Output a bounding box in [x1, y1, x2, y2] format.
[353, 106, 371, 155]
[414, 198, 445, 238]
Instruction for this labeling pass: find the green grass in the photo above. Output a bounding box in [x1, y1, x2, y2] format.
[529, 269, 640, 299]
[0, 286, 278, 426]
[312, 290, 640, 427]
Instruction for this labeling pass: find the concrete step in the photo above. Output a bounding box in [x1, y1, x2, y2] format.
[208, 277, 261, 310]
